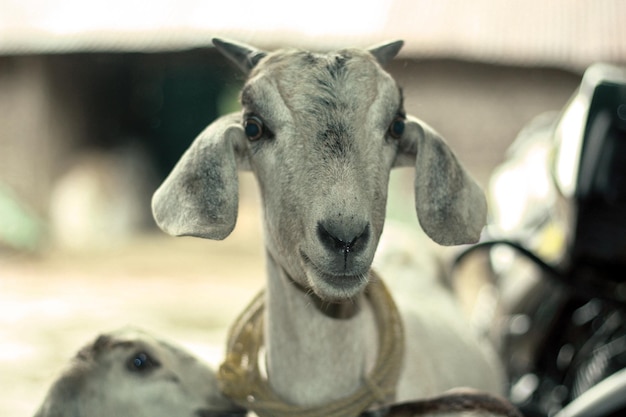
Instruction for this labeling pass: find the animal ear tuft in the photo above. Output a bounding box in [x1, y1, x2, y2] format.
[152, 113, 247, 240]
[367, 40, 404, 66]
[213, 38, 267, 74]
[396, 116, 487, 246]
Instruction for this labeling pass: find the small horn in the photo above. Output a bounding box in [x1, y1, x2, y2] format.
[212, 38, 267, 74]
[368, 40, 404, 66]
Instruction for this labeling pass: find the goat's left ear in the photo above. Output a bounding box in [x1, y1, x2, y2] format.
[152, 113, 247, 240]
[394, 116, 487, 246]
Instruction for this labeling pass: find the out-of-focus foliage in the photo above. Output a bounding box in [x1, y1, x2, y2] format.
[0, 183, 44, 252]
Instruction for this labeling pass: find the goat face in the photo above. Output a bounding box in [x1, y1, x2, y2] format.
[240, 49, 403, 300]
[33, 328, 244, 417]
[152, 39, 487, 302]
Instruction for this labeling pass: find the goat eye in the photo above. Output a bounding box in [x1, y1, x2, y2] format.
[388, 116, 405, 139]
[244, 117, 264, 141]
[127, 351, 160, 373]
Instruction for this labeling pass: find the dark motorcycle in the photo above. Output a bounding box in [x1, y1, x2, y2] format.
[455, 63, 626, 417]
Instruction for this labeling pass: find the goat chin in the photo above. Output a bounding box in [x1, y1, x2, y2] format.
[301, 262, 370, 302]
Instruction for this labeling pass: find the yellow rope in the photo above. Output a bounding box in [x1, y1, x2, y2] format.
[217, 272, 405, 417]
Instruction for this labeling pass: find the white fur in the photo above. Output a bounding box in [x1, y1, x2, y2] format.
[33, 327, 243, 417]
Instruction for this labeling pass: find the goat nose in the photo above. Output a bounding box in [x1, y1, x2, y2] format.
[317, 221, 370, 256]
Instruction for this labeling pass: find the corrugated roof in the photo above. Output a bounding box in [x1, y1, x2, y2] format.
[1, 0, 624, 70]
[384, 0, 626, 70]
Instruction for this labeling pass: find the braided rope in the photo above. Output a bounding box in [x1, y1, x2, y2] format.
[217, 272, 405, 417]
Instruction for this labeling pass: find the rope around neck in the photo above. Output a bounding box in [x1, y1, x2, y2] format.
[217, 272, 405, 417]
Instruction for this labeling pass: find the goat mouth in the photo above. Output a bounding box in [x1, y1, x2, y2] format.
[300, 251, 368, 300]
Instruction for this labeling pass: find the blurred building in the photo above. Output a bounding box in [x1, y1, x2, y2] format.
[0, 0, 624, 248]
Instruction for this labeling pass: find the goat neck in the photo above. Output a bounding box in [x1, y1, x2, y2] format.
[264, 251, 378, 406]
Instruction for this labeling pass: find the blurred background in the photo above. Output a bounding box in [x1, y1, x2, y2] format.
[1, 1, 625, 415]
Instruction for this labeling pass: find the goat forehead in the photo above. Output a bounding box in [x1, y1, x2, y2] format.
[290, 53, 378, 112]
[258, 48, 378, 82]
[242, 49, 402, 169]
[246, 49, 393, 121]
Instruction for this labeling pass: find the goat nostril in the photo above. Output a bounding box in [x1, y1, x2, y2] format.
[317, 223, 340, 251]
[349, 224, 370, 255]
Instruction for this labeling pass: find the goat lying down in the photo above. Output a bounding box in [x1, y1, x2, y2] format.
[152, 39, 505, 414]
[33, 327, 244, 417]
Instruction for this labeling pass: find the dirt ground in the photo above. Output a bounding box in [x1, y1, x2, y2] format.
[1, 209, 267, 416]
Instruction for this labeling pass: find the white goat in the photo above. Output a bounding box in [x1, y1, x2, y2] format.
[33, 327, 245, 417]
[152, 39, 504, 414]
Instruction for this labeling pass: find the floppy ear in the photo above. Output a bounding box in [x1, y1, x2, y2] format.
[33, 366, 86, 417]
[395, 115, 487, 246]
[152, 113, 247, 240]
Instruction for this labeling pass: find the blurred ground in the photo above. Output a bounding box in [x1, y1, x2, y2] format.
[1, 200, 265, 416]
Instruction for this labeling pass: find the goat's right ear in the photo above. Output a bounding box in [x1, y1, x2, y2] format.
[395, 116, 487, 246]
[152, 113, 247, 240]
[33, 368, 85, 417]
[213, 38, 267, 74]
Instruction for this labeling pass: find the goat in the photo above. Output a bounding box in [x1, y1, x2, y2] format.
[152, 39, 504, 414]
[33, 327, 245, 417]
